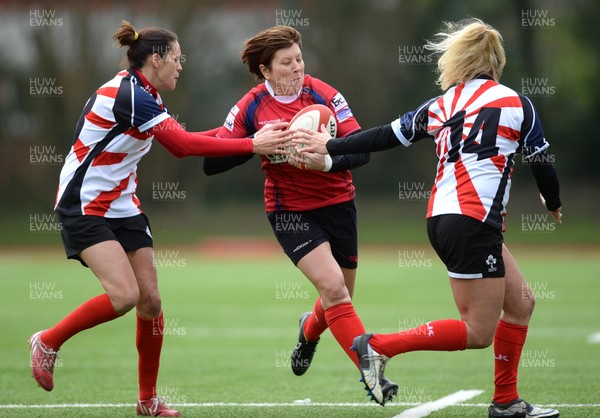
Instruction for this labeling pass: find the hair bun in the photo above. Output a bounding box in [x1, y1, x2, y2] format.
[113, 20, 138, 47]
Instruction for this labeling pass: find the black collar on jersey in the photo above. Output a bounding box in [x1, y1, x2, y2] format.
[475, 74, 495, 80]
[128, 66, 158, 98]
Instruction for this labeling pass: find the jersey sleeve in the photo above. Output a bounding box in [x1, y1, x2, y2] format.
[390, 98, 437, 147]
[308, 76, 361, 136]
[217, 100, 251, 139]
[113, 79, 170, 132]
[518, 94, 550, 160]
[329, 91, 361, 136]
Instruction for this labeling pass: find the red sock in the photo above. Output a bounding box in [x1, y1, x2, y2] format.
[41, 294, 120, 350]
[324, 302, 366, 369]
[303, 297, 328, 341]
[493, 320, 528, 404]
[137, 311, 164, 400]
[370, 319, 467, 358]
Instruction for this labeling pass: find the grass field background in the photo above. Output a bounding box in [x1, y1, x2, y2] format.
[1, 244, 599, 417]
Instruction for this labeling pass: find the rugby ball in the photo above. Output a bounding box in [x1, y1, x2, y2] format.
[289, 104, 337, 138]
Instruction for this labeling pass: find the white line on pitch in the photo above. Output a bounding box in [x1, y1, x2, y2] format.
[587, 331, 600, 343]
[392, 389, 484, 418]
[2, 399, 600, 409]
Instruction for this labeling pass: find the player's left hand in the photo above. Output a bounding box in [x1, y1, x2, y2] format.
[540, 193, 563, 223]
[288, 150, 326, 171]
[291, 124, 332, 155]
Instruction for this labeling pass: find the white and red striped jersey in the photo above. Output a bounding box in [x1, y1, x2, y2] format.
[55, 68, 170, 217]
[391, 76, 549, 230]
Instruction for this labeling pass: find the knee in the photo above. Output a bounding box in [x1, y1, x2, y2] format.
[111, 287, 140, 315]
[522, 288, 536, 317]
[506, 286, 536, 323]
[468, 333, 494, 348]
[316, 275, 350, 307]
[467, 325, 496, 349]
[137, 291, 162, 317]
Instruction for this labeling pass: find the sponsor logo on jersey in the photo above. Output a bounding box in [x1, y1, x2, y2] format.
[257, 118, 287, 126]
[223, 105, 240, 132]
[331, 92, 353, 122]
[224, 114, 235, 131]
[331, 93, 347, 111]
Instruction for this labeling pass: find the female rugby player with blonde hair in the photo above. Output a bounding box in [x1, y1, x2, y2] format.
[28, 20, 288, 417]
[294, 19, 561, 417]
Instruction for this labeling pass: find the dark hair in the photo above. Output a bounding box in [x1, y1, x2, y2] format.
[113, 20, 178, 69]
[240, 26, 302, 80]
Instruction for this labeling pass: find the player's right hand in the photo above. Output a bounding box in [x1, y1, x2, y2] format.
[252, 123, 292, 155]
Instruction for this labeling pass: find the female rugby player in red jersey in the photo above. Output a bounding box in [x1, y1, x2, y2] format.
[294, 19, 561, 417]
[28, 20, 289, 417]
[203, 25, 398, 403]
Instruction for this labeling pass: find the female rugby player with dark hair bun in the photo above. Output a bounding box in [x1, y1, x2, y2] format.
[28, 20, 289, 417]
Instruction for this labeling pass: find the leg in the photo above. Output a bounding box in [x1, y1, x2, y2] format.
[42, 240, 139, 349]
[342, 267, 357, 298]
[128, 248, 163, 401]
[450, 276, 505, 348]
[129, 247, 161, 318]
[30, 241, 136, 391]
[297, 243, 365, 368]
[500, 244, 535, 325]
[297, 242, 351, 308]
[492, 244, 534, 404]
[369, 277, 502, 358]
[301, 266, 356, 342]
[129, 247, 180, 417]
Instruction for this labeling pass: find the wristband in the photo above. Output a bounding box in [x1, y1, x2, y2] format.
[323, 155, 333, 172]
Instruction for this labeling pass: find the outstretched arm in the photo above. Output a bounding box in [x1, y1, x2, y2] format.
[293, 124, 401, 155]
[152, 118, 290, 158]
[203, 122, 290, 174]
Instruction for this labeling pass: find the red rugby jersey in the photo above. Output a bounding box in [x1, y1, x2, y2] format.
[217, 75, 361, 212]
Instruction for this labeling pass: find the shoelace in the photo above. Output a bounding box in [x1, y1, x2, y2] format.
[32, 337, 59, 372]
[149, 396, 171, 413]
